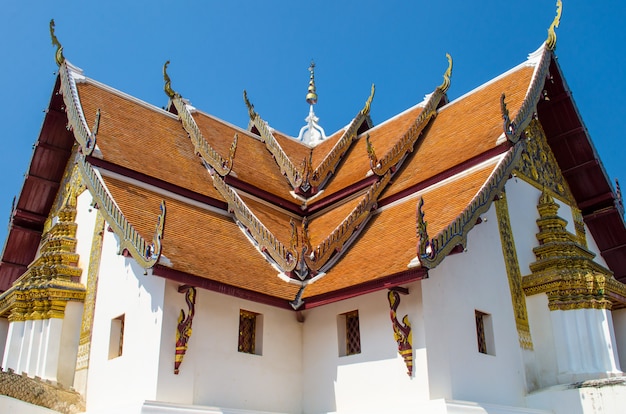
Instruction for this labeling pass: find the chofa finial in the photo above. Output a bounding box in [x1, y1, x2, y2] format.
[306, 61, 318, 105]
[49, 19, 65, 66]
[163, 61, 178, 98]
[438, 53, 453, 93]
[546, 0, 563, 50]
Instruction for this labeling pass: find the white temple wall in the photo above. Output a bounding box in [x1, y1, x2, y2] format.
[525, 293, 558, 388]
[505, 179, 578, 275]
[84, 229, 165, 413]
[75, 190, 98, 286]
[155, 281, 303, 414]
[422, 202, 527, 407]
[0, 318, 8, 363]
[301, 285, 429, 414]
[614, 309, 626, 370]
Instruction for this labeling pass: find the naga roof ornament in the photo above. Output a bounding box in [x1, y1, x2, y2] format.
[49, 19, 65, 66]
[438, 53, 453, 93]
[546, 0, 563, 51]
[163, 61, 180, 99]
[164, 61, 237, 176]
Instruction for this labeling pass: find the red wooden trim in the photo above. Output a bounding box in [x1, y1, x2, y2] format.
[306, 175, 379, 214]
[302, 267, 428, 309]
[153, 264, 293, 310]
[86, 156, 229, 211]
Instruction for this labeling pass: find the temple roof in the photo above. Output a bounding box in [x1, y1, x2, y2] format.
[1, 19, 625, 305]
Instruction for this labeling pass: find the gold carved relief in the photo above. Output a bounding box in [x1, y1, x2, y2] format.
[76, 211, 105, 372]
[514, 119, 576, 206]
[522, 191, 616, 310]
[495, 191, 533, 350]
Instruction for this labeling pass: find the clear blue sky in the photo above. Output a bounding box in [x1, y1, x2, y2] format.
[1, 1, 624, 249]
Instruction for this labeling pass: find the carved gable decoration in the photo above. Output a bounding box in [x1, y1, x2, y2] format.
[515, 119, 575, 205]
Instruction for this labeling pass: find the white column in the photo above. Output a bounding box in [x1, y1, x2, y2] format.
[551, 308, 622, 383]
[1, 320, 25, 371]
[39, 318, 64, 381]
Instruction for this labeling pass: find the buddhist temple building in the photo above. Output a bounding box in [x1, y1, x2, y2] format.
[1, 3, 626, 413]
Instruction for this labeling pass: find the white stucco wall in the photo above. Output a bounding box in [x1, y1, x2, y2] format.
[422, 202, 528, 407]
[614, 309, 626, 370]
[85, 229, 166, 413]
[155, 282, 303, 413]
[525, 293, 558, 388]
[75, 191, 99, 285]
[301, 285, 429, 414]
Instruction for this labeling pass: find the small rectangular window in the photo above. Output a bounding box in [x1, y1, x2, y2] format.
[238, 310, 263, 355]
[475, 310, 495, 356]
[109, 314, 125, 359]
[338, 310, 361, 356]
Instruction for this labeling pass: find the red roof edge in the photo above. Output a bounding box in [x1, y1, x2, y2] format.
[0, 77, 75, 292]
[538, 57, 626, 282]
[302, 267, 428, 309]
[153, 264, 294, 310]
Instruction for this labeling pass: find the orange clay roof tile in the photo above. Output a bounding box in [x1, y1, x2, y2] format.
[76, 82, 222, 201]
[304, 160, 497, 297]
[102, 175, 300, 300]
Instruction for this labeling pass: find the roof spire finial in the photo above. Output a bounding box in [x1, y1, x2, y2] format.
[163, 61, 179, 98]
[306, 61, 318, 105]
[438, 53, 453, 93]
[546, 0, 563, 51]
[49, 19, 65, 67]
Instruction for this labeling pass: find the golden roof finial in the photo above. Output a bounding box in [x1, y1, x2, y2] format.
[438, 53, 453, 93]
[546, 0, 563, 50]
[49, 19, 65, 67]
[306, 61, 318, 105]
[163, 61, 178, 98]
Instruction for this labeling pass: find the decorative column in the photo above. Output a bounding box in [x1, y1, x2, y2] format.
[522, 191, 622, 383]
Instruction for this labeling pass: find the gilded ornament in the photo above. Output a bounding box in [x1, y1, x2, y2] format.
[495, 191, 533, 350]
[546, 0, 563, 51]
[388, 290, 413, 376]
[438, 53, 453, 93]
[522, 190, 616, 310]
[514, 120, 575, 205]
[175, 285, 196, 374]
[163, 61, 179, 99]
[49, 19, 65, 66]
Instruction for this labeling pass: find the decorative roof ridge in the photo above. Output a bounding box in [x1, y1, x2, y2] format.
[303, 171, 392, 274]
[77, 155, 166, 269]
[377, 153, 506, 213]
[501, 44, 554, 144]
[308, 84, 376, 192]
[210, 167, 298, 273]
[163, 62, 237, 177]
[77, 75, 178, 119]
[57, 58, 98, 156]
[191, 107, 267, 142]
[366, 55, 452, 177]
[243, 90, 303, 191]
[416, 142, 523, 269]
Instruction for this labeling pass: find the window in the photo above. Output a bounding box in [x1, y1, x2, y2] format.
[475, 310, 495, 355]
[238, 310, 263, 355]
[338, 310, 361, 356]
[108, 314, 125, 359]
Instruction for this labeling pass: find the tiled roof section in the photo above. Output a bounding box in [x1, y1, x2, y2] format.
[384, 65, 534, 198]
[272, 130, 312, 168]
[238, 194, 300, 247]
[75, 82, 221, 201]
[307, 195, 365, 247]
[304, 161, 497, 297]
[101, 175, 299, 300]
[314, 105, 426, 202]
[192, 111, 295, 201]
[311, 129, 345, 167]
